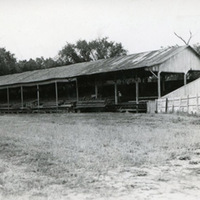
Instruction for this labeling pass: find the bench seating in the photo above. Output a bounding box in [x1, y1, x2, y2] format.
[75, 100, 107, 112]
[117, 102, 147, 113]
[106, 101, 147, 113]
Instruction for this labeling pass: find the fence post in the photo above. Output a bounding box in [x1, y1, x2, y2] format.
[165, 98, 168, 113]
[172, 98, 174, 113]
[155, 99, 158, 113]
[179, 97, 181, 112]
[187, 95, 189, 113]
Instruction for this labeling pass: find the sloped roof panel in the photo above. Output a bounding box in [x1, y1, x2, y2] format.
[0, 45, 192, 87]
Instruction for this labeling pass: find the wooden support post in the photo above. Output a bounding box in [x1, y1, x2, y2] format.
[55, 81, 58, 107]
[196, 94, 199, 113]
[158, 72, 161, 98]
[7, 87, 10, 110]
[187, 95, 189, 113]
[162, 75, 165, 94]
[114, 82, 118, 105]
[95, 82, 98, 99]
[76, 79, 79, 102]
[135, 78, 139, 104]
[184, 73, 187, 85]
[165, 98, 168, 113]
[37, 85, 40, 108]
[179, 97, 182, 112]
[172, 98, 174, 113]
[21, 86, 24, 109]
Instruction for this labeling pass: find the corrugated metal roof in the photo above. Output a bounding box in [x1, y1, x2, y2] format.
[0, 45, 191, 87]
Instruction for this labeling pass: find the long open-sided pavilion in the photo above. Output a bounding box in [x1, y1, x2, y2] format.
[0, 45, 200, 113]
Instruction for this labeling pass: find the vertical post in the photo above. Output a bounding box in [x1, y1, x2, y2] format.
[162, 75, 165, 94]
[135, 77, 139, 104]
[165, 98, 168, 113]
[114, 82, 118, 105]
[196, 94, 199, 113]
[7, 87, 10, 110]
[76, 79, 79, 102]
[55, 81, 58, 107]
[158, 72, 161, 98]
[21, 86, 24, 109]
[187, 95, 189, 113]
[95, 82, 98, 99]
[179, 97, 182, 112]
[37, 85, 40, 109]
[184, 73, 187, 85]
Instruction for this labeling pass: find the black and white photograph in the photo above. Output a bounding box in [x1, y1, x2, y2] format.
[0, 0, 200, 199]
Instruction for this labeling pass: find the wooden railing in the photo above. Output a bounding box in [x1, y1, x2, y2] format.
[157, 94, 200, 114]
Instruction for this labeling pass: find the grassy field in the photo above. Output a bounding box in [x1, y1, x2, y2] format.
[0, 113, 200, 200]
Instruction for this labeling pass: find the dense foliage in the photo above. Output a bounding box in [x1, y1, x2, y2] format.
[58, 37, 127, 64]
[17, 57, 62, 72]
[0, 48, 17, 75]
[0, 37, 127, 76]
[0, 50, 62, 75]
[2, 39, 200, 77]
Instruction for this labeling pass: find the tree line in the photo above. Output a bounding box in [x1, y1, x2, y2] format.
[0, 37, 127, 76]
[1, 36, 200, 77]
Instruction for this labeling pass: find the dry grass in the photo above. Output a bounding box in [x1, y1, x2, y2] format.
[0, 113, 200, 199]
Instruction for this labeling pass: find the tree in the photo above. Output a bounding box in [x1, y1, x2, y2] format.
[89, 37, 127, 60]
[76, 40, 92, 62]
[174, 31, 193, 45]
[17, 58, 40, 72]
[58, 37, 127, 64]
[17, 57, 61, 72]
[0, 38, 127, 75]
[193, 43, 200, 55]
[0, 48, 17, 75]
[43, 57, 60, 68]
[58, 43, 83, 64]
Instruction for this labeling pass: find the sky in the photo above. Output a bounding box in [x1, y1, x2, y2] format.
[0, 0, 200, 60]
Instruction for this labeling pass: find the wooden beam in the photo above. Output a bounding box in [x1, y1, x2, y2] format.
[187, 95, 189, 113]
[149, 69, 158, 78]
[37, 85, 40, 108]
[21, 86, 24, 109]
[76, 79, 79, 102]
[162, 75, 165, 92]
[55, 81, 58, 107]
[165, 98, 168, 113]
[7, 87, 10, 109]
[184, 73, 187, 85]
[0, 78, 76, 90]
[95, 82, 98, 99]
[158, 72, 161, 98]
[135, 78, 139, 104]
[114, 82, 118, 105]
